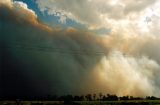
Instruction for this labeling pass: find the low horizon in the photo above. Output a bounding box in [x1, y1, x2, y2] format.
[1, 0, 160, 98]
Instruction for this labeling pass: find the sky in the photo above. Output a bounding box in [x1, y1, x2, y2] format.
[1, 0, 160, 98]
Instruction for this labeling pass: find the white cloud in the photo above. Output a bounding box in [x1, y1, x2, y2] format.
[94, 50, 160, 96]
[0, 0, 37, 19]
[13, 1, 37, 18]
[12, 1, 39, 23]
[0, 0, 12, 5]
[36, 0, 159, 34]
[0, 0, 52, 31]
[2, 0, 160, 97]
[36, 0, 101, 26]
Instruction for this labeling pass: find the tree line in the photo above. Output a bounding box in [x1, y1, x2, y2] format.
[52, 94, 159, 101]
[1, 93, 159, 101]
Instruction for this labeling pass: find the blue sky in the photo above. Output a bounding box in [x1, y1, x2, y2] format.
[14, 0, 111, 35]
[12, 0, 159, 36]
[14, 0, 86, 29]
[2, 0, 160, 97]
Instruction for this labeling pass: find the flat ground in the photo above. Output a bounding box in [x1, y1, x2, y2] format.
[1, 100, 160, 105]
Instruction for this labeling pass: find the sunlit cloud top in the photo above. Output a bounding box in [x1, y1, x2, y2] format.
[35, 0, 160, 36]
[1, 0, 160, 97]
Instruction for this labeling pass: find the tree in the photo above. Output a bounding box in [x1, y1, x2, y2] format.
[85, 94, 92, 101]
[93, 94, 96, 101]
[104, 94, 118, 101]
[99, 93, 103, 101]
[74, 95, 84, 101]
[120, 96, 129, 100]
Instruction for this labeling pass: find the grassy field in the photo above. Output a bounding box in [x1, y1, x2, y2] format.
[75, 100, 160, 105]
[1, 100, 160, 105]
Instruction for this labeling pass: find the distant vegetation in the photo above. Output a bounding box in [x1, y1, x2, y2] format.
[1, 93, 160, 101]
[1, 93, 160, 105]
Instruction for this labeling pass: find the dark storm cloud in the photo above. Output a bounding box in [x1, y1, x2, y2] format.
[1, 0, 160, 98]
[0, 1, 105, 97]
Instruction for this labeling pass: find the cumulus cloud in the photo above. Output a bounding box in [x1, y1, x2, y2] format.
[36, 0, 158, 31]
[93, 51, 160, 96]
[1, 0, 105, 97]
[0, 0, 12, 6]
[0, 0, 52, 32]
[36, 0, 101, 26]
[1, 0, 160, 98]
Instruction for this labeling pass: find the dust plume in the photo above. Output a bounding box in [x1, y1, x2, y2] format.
[1, 0, 160, 98]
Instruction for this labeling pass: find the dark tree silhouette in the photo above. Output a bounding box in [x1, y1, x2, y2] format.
[102, 94, 118, 101]
[74, 95, 84, 101]
[120, 96, 129, 100]
[85, 94, 92, 101]
[93, 94, 96, 101]
[99, 93, 103, 101]
[146, 96, 158, 100]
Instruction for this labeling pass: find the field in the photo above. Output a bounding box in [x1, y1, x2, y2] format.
[1, 100, 160, 105]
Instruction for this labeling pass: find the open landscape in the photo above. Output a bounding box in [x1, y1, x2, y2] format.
[1, 100, 160, 105]
[1, 95, 160, 105]
[1, 0, 160, 105]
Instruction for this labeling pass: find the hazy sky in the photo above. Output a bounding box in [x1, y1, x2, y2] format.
[1, 0, 160, 98]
